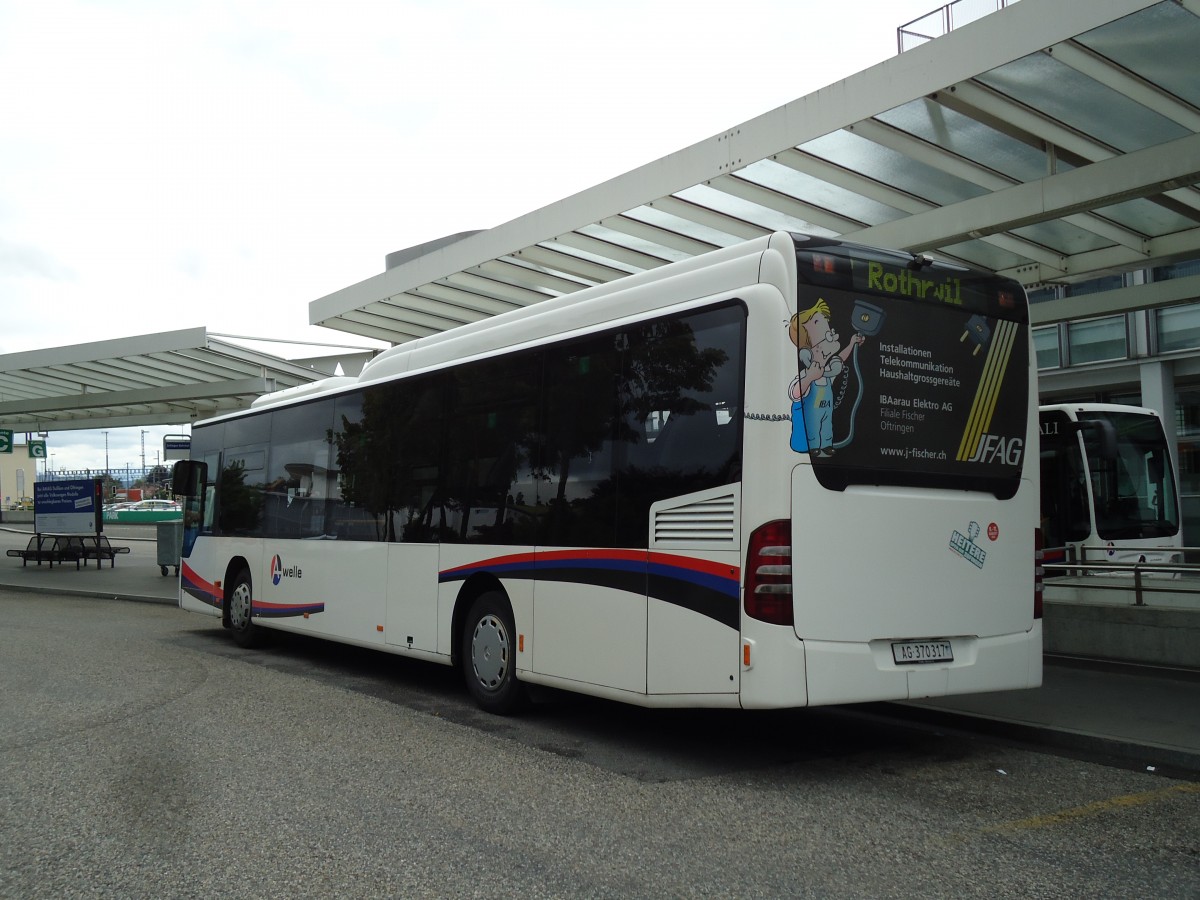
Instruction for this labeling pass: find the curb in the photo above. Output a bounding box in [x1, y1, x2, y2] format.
[859, 702, 1200, 782]
[0, 581, 176, 606]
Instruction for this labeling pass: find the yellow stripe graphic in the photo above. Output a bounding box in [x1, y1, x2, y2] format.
[959, 320, 1013, 457]
[969, 319, 1017, 452]
[957, 320, 1018, 461]
[959, 320, 1016, 460]
[974, 320, 1017, 438]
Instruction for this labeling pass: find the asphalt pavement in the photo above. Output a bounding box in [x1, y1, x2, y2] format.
[2, 523, 1197, 778]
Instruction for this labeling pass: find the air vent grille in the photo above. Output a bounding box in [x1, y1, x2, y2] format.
[653, 492, 737, 545]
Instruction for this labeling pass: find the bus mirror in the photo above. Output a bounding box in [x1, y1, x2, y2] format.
[172, 460, 207, 498]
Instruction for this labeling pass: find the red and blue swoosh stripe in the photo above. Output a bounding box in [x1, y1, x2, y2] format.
[251, 599, 326, 618]
[182, 562, 221, 609]
[181, 562, 324, 617]
[440, 549, 741, 630]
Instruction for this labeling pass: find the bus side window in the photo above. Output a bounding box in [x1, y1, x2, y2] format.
[649, 410, 727, 474]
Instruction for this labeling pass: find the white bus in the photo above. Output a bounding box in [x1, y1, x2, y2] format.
[1039, 403, 1181, 566]
[172, 232, 1041, 714]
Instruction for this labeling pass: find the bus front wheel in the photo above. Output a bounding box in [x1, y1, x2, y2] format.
[461, 592, 524, 715]
[227, 567, 262, 648]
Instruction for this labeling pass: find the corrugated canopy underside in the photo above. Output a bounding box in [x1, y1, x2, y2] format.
[0, 328, 323, 431]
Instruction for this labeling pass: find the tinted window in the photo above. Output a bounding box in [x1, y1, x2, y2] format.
[542, 332, 623, 546]
[220, 412, 270, 537]
[391, 377, 446, 543]
[212, 303, 746, 549]
[443, 353, 542, 544]
[263, 399, 335, 539]
[537, 305, 745, 548]
[614, 305, 745, 546]
[329, 391, 384, 541]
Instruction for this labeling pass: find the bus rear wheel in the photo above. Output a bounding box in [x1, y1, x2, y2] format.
[461, 592, 524, 715]
[227, 567, 262, 648]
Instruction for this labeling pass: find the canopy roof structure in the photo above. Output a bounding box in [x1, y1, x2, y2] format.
[311, 0, 1200, 345]
[0, 328, 326, 431]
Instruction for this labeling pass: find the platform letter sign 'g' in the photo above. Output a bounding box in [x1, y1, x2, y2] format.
[0, 430, 12, 453]
[28, 440, 46, 459]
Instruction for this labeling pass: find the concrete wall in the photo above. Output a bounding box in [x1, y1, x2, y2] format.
[1044, 600, 1200, 669]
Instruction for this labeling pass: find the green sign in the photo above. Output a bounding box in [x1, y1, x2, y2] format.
[28, 440, 46, 459]
[0, 430, 12, 453]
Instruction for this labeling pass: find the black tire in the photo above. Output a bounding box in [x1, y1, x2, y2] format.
[227, 567, 263, 648]
[460, 591, 525, 715]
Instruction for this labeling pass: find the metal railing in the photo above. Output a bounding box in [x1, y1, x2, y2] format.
[898, 0, 1018, 53]
[1043, 545, 1200, 608]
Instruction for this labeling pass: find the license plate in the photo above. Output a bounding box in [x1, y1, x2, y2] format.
[892, 640, 953, 665]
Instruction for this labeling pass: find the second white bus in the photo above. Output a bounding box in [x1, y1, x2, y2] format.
[1039, 402, 1182, 566]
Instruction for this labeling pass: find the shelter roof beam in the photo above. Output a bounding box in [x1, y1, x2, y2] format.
[512, 245, 633, 284]
[706, 173, 868, 234]
[597, 213, 720, 258]
[471, 258, 592, 295]
[645, 195, 769, 243]
[0, 377, 279, 417]
[549, 232, 667, 272]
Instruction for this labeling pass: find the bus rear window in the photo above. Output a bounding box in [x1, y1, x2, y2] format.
[790, 249, 1029, 498]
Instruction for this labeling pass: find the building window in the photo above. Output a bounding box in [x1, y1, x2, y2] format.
[1153, 259, 1200, 281]
[1156, 303, 1200, 354]
[1174, 389, 1200, 440]
[1065, 274, 1124, 297]
[1033, 325, 1061, 369]
[1066, 316, 1127, 364]
[1108, 391, 1141, 408]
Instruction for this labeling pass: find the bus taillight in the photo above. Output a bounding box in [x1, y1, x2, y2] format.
[1034, 528, 1044, 620]
[745, 520, 793, 626]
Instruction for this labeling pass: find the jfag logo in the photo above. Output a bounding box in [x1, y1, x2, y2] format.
[270, 554, 302, 586]
[966, 433, 1024, 466]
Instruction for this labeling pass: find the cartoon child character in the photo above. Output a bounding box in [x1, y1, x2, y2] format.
[788, 299, 866, 455]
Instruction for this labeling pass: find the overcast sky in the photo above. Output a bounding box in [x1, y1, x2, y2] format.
[1, 0, 943, 476]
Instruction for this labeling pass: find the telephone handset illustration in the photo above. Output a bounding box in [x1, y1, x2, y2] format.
[797, 347, 844, 378]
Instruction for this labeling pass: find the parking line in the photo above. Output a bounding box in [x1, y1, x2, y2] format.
[981, 783, 1200, 834]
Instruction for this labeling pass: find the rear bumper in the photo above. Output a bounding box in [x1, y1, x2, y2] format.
[802, 621, 1043, 707]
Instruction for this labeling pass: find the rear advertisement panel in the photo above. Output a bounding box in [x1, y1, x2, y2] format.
[788, 245, 1029, 499]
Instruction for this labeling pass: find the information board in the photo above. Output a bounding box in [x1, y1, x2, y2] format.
[34, 479, 101, 534]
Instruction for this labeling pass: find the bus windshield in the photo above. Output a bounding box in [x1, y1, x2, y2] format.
[1080, 410, 1179, 540]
